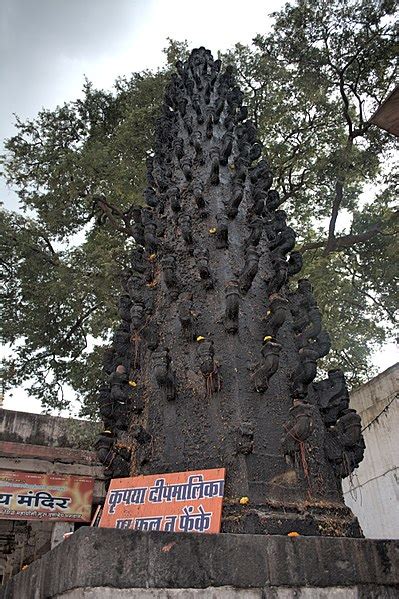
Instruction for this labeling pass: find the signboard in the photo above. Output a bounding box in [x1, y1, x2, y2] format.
[99, 468, 225, 534]
[0, 470, 94, 522]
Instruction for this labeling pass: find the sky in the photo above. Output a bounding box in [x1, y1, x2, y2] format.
[0, 0, 283, 208]
[1, 0, 397, 413]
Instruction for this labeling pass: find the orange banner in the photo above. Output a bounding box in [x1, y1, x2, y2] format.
[0, 470, 94, 522]
[99, 468, 225, 534]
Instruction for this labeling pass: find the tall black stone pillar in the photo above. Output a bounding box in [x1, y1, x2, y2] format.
[95, 47, 365, 537]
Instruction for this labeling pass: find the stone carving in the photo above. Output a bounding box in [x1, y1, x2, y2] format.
[180, 156, 193, 181]
[161, 255, 177, 289]
[178, 292, 196, 340]
[267, 255, 288, 295]
[210, 146, 220, 185]
[183, 113, 193, 134]
[144, 186, 159, 208]
[109, 365, 129, 400]
[194, 247, 213, 288]
[220, 131, 234, 165]
[336, 409, 365, 469]
[226, 183, 244, 219]
[252, 337, 282, 393]
[142, 212, 159, 253]
[130, 303, 145, 331]
[185, 78, 194, 97]
[271, 210, 288, 236]
[237, 422, 254, 454]
[216, 213, 228, 249]
[291, 346, 318, 399]
[325, 409, 365, 478]
[178, 213, 193, 246]
[263, 294, 288, 338]
[118, 294, 131, 322]
[296, 279, 317, 309]
[271, 225, 296, 257]
[206, 107, 214, 139]
[130, 247, 147, 275]
[142, 320, 159, 352]
[249, 141, 262, 163]
[96, 48, 365, 537]
[192, 93, 204, 124]
[98, 387, 114, 430]
[296, 306, 322, 349]
[191, 130, 204, 164]
[314, 369, 349, 426]
[239, 248, 259, 294]
[312, 329, 332, 359]
[214, 97, 224, 123]
[266, 189, 284, 212]
[251, 188, 267, 216]
[152, 348, 176, 401]
[224, 280, 240, 334]
[234, 156, 249, 184]
[107, 446, 131, 479]
[287, 251, 303, 276]
[168, 186, 181, 213]
[192, 179, 207, 215]
[132, 209, 145, 246]
[102, 347, 116, 375]
[282, 399, 314, 458]
[246, 216, 264, 247]
[94, 430, 114, 466]
[250, 159, 273, 192]
[173, 137, 184, 160]
[111, 328, 130, 365]
[197, 339, 221, 396]
[127, 273, 154, 315]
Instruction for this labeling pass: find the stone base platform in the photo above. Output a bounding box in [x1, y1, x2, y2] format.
[0, 528, 398, 598]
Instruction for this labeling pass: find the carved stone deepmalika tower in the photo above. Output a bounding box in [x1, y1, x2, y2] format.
[95, 48, 365, 537]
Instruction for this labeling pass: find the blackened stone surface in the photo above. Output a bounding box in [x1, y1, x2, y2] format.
[97, 47, 365, 536]
[42, 589, 399, 599]
[1, 528, 398, 598]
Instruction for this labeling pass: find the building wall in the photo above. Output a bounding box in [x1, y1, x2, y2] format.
[0, 409, 105, 585]
[343, 363, 399, 539]
[0, 408, 100, 448]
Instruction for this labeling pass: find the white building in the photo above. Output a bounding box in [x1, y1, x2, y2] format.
[343, 363, 399, 539]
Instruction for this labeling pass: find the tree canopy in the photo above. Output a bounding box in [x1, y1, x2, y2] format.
[1, 1, 397, 416]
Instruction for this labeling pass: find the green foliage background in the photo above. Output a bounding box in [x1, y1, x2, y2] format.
[1, 4, 397, 416]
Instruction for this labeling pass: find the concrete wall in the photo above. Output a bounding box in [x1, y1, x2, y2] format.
[0, 528, 398, 599]
[51, 587, 397, 598]
[0, 409, 105, 585]
[0, 409, 100, 449]
[343, 363, 399, 539]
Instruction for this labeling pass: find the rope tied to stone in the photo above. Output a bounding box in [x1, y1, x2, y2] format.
[205, 364, 221, 397]
[130, 316, 151, 369]
[284, 425, 313, 497]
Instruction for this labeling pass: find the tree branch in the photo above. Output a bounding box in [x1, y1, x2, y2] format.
[324, 176, 344, 254]
[62, 304, 99, 344]
[94, 196, 132, 236]
[300, 225, 383, 254]
[338, 256, 398, 325]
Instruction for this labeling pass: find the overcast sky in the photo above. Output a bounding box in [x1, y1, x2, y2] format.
[1, 0, 397, 413]
[1, 0, 282, 208]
